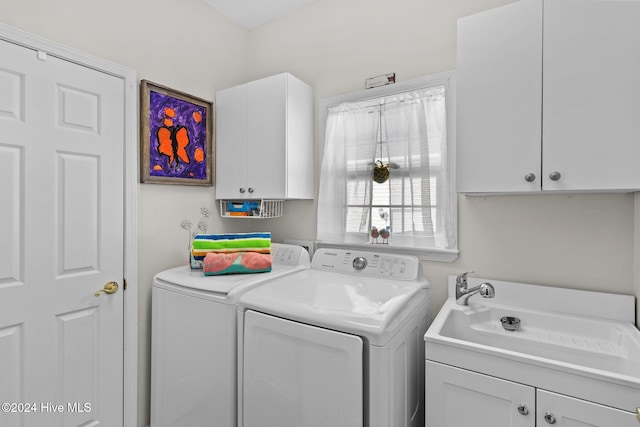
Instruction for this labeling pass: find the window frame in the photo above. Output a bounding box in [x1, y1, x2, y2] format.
[317, 71, 459, 262]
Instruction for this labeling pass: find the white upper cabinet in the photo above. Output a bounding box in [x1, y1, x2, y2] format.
[456, 0, 640, 193]
[215, 72, 314, 200]
[543, 0, 640, 192]
[456, 0, 543, 193]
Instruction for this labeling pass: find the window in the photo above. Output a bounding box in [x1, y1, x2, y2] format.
[317, 73, 458, 261]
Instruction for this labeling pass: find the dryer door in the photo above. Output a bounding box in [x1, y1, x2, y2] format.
[243, 310, 364, 427]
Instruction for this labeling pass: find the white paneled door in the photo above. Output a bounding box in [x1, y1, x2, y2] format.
[0, 37, 124, 426]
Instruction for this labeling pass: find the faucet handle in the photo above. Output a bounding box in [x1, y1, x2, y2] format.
[456, 271, 474, 286]
[479, 282, 495, 298]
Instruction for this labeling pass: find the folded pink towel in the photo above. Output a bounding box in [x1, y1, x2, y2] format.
[203, 252, 272, 276]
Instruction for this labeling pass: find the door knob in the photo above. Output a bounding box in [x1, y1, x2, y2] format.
[636, 407, 639, 422]
[95, 281, 119, 297]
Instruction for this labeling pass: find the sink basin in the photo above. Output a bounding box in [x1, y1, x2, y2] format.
[425, 277, 640, 412]
[437, 300, 640, 377]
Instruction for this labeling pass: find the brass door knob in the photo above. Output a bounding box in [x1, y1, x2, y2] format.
[95, 281, 119, 297]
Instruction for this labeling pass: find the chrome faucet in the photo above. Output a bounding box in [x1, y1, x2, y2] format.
[455, 272, 495, 306]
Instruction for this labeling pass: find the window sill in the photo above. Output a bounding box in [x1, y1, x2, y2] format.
[316, 242, 459, 263]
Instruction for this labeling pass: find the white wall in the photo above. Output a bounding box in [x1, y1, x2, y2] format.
[636, 193, 640, 326]
[2, 0, 639, 425]
[0, 1, 249, 425]
[247, 0, 639, 321]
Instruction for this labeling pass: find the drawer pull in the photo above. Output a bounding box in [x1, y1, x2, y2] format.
[544, 412, 556, 424]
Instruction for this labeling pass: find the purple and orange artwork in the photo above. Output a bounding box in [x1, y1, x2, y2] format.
[149, 91, 206, 179]
[140, 81, 213, 186]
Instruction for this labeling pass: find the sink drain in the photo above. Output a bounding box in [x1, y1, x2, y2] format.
[501, 316, 521, 331]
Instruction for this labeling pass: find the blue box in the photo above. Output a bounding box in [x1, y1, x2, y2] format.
[227, 201, 260, 212]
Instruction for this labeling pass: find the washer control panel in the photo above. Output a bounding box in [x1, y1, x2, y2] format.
[312, 248, 420, 280]
[271, 243, 311, 267]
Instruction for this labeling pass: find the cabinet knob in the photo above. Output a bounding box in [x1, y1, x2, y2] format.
[248, 187, 254, 193]
[544, 412, 556, 424]
[524, 173, 536, 183]
[517, 404, 529, 416]
[239, 188, 245, 193]
[549, 171, 562, 181]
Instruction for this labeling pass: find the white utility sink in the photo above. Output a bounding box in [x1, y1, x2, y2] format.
[425, 277, 640, 413]
[437, 300, 640, 377]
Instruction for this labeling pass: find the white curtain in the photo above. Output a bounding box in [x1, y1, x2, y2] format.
[316, 99, 379, 244]
[317, 86, 456, 250]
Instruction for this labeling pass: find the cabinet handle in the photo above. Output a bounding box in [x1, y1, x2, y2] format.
[248, 187, 254, 193]
[544, 412, 556, 424]
[517, 404, 529, 415]
[239, 188, 245, 193]
[549, 171, 562, 181]
[524, 173, 536, 183]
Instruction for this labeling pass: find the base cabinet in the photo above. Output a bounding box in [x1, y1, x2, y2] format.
[426, 362, 638, 427]
[537, 390, 639, 427]
[426, 362, 534, 427]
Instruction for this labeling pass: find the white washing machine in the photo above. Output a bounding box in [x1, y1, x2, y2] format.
[150, 243, 310, 427]
[237, 248, 431, 427]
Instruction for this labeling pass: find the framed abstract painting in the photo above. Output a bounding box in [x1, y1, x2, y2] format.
[140, 80, 214, 185]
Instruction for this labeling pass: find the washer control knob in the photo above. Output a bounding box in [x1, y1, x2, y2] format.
[352, 256, 367, 271]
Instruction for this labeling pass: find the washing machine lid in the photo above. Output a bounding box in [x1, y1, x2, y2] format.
[239, 268, 429, 346]
[153, 244, 310, 299]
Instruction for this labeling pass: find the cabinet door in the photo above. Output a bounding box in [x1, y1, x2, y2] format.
[543, 0, 640, 191]
[216, 84, 249, 199]
[537, 390, 638, 426]
[247, 74, 287, 199]
[456, 0, 542, 193]
[284, 75, 314, 199]
[426, 362, 535, 427]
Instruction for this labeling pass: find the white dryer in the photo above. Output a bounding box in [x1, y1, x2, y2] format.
[151, 243, 310, 427]
[237, 248, 431, 427]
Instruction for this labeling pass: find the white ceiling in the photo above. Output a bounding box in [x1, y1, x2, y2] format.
[204, 0, 321, 29]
